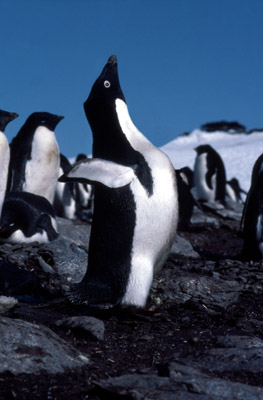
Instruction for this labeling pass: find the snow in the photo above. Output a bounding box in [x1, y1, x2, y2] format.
[161, 129, 263, 192]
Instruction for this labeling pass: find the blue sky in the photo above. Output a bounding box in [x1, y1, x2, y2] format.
[1, 0, 263, 157]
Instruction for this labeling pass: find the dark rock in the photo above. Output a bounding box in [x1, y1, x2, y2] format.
[201, 121, 246, 133]
[55, 316, 105, 341]
[170, 235, 199, 258]
[0, 317, 90, 375]
[186, 335, 263, 374]
[92, 362, 263, 399]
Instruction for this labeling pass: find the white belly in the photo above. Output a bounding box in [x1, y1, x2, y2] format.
[115, 100, 178, 306]
[194, 153, 215, 202]
[23, 126, 60, 203]
[0, 132, 10, 217]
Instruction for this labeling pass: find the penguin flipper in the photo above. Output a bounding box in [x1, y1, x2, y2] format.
[59, 158, 135, 188]
[66, 280, 115, 305]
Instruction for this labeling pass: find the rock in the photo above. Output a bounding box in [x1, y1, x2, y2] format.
[153, 261, 244, 313]
[0, 296, 18, 313]
[186, 335, 263, 374]
[190, 206, 220, 228]
[0, 317, 90, 375]
[92, 361, 263, 400]
[0, 260, 47, 303]
[55, 316, 105, 341]
[170, 235, 199, 258]
[56, 217, 91, 250]
[42, 238, 87, 283]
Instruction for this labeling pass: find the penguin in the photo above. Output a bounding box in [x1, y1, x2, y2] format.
[193, 144, 226, 204]
[0, 110, 18, 216]
[241, 156, 263, 261]
[53, 153, 77, 219]
[74, 153, 94, 221]
[0, 191, 58, 244]
[59, 55, 178, 307]
[226, 177, 246, 203]
[8, 112, 63, 204]
[241, 153, 263, 232]
[175, 166, 194, 230]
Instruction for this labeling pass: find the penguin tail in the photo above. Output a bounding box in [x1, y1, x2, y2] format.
[66, 280, 115, 306]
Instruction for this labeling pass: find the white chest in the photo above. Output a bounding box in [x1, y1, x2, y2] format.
[115, 99, 178, 306]
[23, 126, 60, 203]
[194, 153, 216, 202]
[0, 132, 10, 216]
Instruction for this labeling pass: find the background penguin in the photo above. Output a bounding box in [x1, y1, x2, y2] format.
[74, 153, 94, 221]
[54, 153, 94, 220]
[0, 191, 58, 244]
[241, 153, 263, 231]
[226, 177, 246, 203]
[59, 55, 178, 307]
[175, 166, 195, 230]
[241, 156, 263, 261]
[53, 153, 77, 219]
[0, 110, 18, 216]
[8, 112, 63, 204]
[193, 144, 226, 204]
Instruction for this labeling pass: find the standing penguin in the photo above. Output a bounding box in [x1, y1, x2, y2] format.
[53, 153, 77, 219]
[8, 112, 63, 204]
[193, 144, 226, 204]
[241, 153, 263, 260]
[226, 177, 246, 203]
[59, 55, 178, 307]
[0, 110, 18, 216]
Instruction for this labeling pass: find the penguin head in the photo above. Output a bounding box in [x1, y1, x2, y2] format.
[194, 144, 214, 155]
[22, 112, 64, 134]
[85, 55, 125, 107]
[84, 56, 126, 127]
[0, 110, 18, 132]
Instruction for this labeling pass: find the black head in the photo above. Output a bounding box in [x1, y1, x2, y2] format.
[76, 153, 88, 162]
[83, 56, 126, 145]
[23, 112, 64, 133]
[0, 110, 18, 132]
[194, 144, 215, 155]
[84, 55, 125, 110]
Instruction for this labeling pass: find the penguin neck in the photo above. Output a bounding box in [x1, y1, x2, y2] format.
[89, 99, 136, 165]
[90, 98, 152, 164]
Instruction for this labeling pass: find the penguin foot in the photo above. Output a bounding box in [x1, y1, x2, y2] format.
[66, 280, 114, 306]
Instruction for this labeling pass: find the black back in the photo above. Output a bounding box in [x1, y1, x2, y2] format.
[8, 112, 63, 192]
[0, 110, 18, 132]
[195, 144, 226, 203]
[0, 191, 58, 241]
[241, 153, 263, 230]
[175, 168, 194, 230]
[242, 170, 263, 261]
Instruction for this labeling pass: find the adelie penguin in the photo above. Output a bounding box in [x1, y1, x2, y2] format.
[8, 112, 64, 204]
[241, 153, 263, 261]
[59, 55, 178, 307]
[193, 144, 226, 204]
[0, 110, 18, 216]
[0, 191, 58, 244]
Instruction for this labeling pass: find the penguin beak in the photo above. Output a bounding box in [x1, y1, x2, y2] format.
[56, 115, 64, 121]
[107, 55, 117, 65]
[9, 113, 19, 121]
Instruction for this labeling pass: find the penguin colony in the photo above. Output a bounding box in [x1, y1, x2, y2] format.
[0, 55, 261, 308]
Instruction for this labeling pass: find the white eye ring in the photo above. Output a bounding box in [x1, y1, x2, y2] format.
[104, 80, 111, 88]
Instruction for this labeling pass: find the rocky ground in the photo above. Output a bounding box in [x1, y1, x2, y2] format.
[1, 202, 263, 399]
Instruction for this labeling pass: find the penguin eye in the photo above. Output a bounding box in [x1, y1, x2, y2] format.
[41, 120, 46, 124]
[9, 223, 14, 227]
[104, 80, 111, 88]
